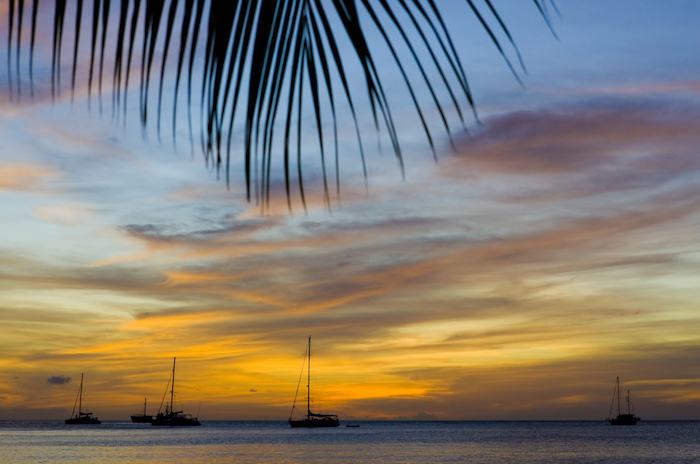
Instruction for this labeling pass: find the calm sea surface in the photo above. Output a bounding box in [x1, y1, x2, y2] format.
[0, 420, 698, 463]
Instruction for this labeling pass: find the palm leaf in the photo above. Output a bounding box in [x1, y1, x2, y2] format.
[5, 0, 554, 211]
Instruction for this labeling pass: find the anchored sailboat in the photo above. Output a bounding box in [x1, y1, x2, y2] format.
[65, 373, 101, 425]
[151, 357, 201, 426]
[607, 376, 640, 425]
[288, 336, 339, 428]
[130, 397, 153, 423]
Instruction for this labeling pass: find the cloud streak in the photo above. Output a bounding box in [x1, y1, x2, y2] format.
[0, 164, 57, 192]
[449, 100, 700, 187]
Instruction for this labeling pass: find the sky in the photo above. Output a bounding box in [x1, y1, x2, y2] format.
[1, 0, 700, 421]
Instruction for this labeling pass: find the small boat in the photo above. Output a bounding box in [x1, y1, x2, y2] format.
[130, 397, 153, 423]
[346, 424, 360, 428]
[607, 376, 640, 425]
[151, 357, 201, 427]
[288, 336, 340, 428]
[65, 373, 101, 425]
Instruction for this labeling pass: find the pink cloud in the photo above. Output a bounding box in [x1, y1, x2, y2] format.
[451, 103, 700, 176]
[440, 101, 700, 205]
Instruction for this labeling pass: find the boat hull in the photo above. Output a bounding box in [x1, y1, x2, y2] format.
[130, 414, 154, 423]
[608, 414, 640, 425]
[65, 416, 101, 425]
[151, 420, 200, 426]
[289, 418, 339, 428]
[151, 414, 201, 426]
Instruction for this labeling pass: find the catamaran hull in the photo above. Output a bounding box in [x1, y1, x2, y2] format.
[151, 414, 201, 426]
[65, 417, 101, 425]
[151, 419, 201, 426]
[608, 414, 640, 425]
[289, 418, 339, 428]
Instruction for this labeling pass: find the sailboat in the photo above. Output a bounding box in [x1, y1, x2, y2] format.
[151, 357, 201, 426]
[130, 397, 153, 423]
[288, 336, 340, 428]
[607, 376, 640, 425]
[65, 373, 101, 425]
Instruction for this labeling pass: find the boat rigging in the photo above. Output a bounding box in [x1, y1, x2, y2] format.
[65, 373, 101, 425]
[288, 336, 339, 428]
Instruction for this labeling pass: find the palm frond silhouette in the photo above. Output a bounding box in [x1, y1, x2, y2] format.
[5, 0, 555, 211]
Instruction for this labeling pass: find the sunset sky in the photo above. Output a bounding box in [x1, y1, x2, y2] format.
[1, 1, 700, 421]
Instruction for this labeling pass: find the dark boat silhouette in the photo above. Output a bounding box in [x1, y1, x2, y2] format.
[151, 357, 201, 426]
[288, 336, 339, 428]
[65, 373, 101, 425]
[130, 397, 153, 423]
[607, 376, 640, 425]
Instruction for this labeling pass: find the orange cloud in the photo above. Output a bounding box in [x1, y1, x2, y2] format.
[0, 164, 56, 191]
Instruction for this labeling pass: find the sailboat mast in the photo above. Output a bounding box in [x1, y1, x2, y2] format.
[307, 336, 311, 418]
[79, 373, 84, 415]
[616, 376, 621, 416]
[171, 357, 176, 413]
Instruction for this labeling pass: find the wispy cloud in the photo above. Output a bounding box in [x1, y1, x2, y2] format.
[0, 164, 57, 192]
[572, 81, 700, 97]
[449, 100, 700, 182]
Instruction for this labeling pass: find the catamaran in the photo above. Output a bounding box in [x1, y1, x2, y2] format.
[607, 376, 640, 425]
[288, 336, 339, 428]
[151, 357, 201, 426]
[65, 373, 101, 424]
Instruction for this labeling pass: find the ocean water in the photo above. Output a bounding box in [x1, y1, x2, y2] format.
[0, 420, 698, 463]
